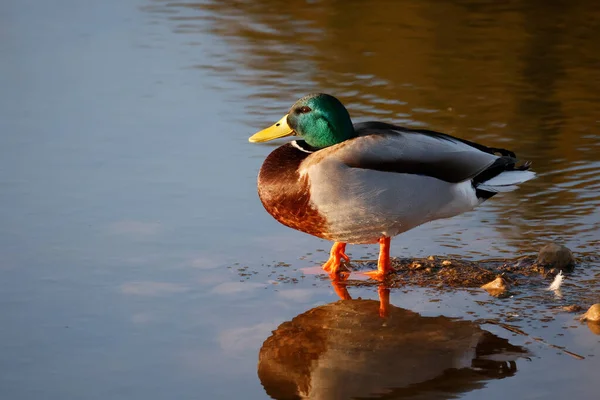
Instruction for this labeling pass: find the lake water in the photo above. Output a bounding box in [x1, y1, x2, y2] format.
[1, 0, 599, 399]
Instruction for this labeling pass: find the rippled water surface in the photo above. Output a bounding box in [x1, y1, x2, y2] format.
[2, 0, 599, 399]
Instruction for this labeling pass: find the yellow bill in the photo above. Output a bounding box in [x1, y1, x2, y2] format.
[248, 114, 293, 143]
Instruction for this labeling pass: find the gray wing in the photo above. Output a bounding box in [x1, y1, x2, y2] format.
[338, 122, 514, 183]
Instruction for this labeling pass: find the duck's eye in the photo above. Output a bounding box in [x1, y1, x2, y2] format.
[296, 106, 311, 114]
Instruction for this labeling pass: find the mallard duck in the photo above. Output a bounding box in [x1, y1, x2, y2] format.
[249, 93, 535, 279]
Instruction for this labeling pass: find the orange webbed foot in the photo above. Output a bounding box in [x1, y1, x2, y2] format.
[322, 242, 350, 275]
[362, 237, 393, 280]
[363, 269, 390, 281]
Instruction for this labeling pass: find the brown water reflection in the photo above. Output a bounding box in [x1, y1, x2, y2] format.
[147, 0, 600, 255]
[258, 286, 528, 400]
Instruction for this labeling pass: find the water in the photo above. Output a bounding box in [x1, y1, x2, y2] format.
[1, 0, 599, 398]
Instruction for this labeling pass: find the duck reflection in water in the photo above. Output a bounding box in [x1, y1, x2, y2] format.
[258, 282, 529, 400]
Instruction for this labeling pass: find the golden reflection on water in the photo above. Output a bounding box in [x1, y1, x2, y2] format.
[257, 285, 528, 399]
[145, 0, 600, 254]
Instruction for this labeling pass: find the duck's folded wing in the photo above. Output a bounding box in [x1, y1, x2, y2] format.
[327, 122, 512, 183]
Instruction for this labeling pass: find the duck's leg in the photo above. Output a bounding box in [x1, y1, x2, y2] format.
[364, 237, 392, 280]
[322, 242, 350, 275]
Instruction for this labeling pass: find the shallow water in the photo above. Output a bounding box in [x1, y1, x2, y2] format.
[1, 0, 599, 399]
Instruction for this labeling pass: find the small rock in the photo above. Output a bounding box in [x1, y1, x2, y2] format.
[442, 260, 452, 266]
[562, 305, 583, 313]
[579, 304, 600, 322]
[536, 243, 575, 272]
[427, 256, 435, 261]
[481, 276, 509, 290]
[481, 276, 509, 297]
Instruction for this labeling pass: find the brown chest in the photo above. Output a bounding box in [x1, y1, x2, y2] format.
[256, 144, 330, 240]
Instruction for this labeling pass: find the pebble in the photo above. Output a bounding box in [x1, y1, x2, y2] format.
[579, 304, 600, 322]
[481, 276, 509, 297]
[562, 305, 583, 313]
[536, 243, 575, 272]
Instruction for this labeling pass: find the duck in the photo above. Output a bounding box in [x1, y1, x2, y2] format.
[249, 93, 535, 279]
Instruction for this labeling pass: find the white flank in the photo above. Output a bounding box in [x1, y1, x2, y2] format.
[547, 271, 564, 292]
[478, 170, 536, 193]
[296, 132, 535, 243]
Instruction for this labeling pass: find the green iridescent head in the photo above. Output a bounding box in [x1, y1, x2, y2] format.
[249, 93, 356, 149]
